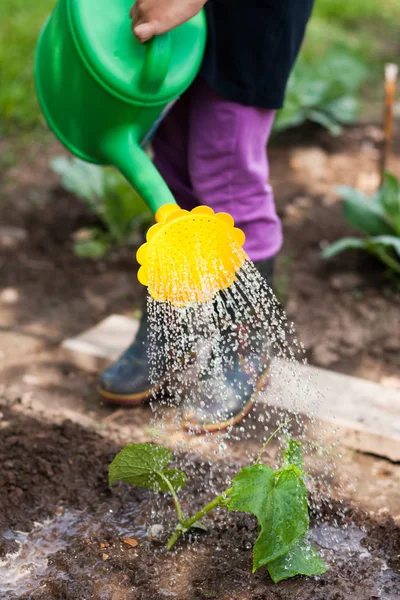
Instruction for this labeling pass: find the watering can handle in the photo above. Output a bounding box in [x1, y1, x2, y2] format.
[140, 33, 172, 92]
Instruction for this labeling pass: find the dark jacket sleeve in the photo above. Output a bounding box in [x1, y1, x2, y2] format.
[200, 0, 315, 109]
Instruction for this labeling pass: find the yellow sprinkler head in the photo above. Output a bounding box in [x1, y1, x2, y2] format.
[136, 204, 247, 305]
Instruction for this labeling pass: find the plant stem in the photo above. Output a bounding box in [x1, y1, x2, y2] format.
[159, 473, 185, 525]
[372, 247, 400, 274]
[166, 487, 233, 550]
[256, 420, 291, 464]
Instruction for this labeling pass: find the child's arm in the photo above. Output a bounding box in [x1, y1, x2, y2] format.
[130, 0, 207, 43]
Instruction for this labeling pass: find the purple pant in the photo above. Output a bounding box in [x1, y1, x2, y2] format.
[152, 77, 282, 262]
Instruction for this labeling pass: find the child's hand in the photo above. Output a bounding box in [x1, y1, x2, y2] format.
[130, 0, 206, 43]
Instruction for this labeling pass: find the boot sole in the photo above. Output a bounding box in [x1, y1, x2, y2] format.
[97, 384, 158, 406]
[182, 366, 271, 435]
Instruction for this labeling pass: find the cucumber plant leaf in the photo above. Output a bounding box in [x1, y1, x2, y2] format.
[228, 464, 309, 571]
[109, 443, 186, 492]
[283, 439, 304, 474]
[267, 537, 328, 583]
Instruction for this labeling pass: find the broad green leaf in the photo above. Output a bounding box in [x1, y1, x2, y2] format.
[380, 172, 400, 236]
[342, 191, 394, 236]
[109, 443, 186, 492]
[51, 157, 105, 210]
[324, 96, 360, 124]
[283, 440, 304, 474]
[229, 464, 309, 571]
[365, 237, 400, 274]
[322, 237, 367, 258]
[319, 50, 366, 92]
[267, 538, 327, 583]
[274, 47, 366, 136]
[369, 235, 400, 257]
[339, 187, 394, 236]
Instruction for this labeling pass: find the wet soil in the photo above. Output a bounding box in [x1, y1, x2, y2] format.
[1, 407, 399, 600]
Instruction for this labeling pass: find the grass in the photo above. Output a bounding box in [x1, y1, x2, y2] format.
[0, 0, 56, 133]
[0, 0, 399, 133]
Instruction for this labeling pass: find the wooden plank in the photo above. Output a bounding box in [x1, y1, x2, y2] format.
[266, 360, 400, 462]
[61, 315, 400, 460]
[61, 315, 138, 373]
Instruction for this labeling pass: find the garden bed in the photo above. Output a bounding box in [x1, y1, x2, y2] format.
[1, 405, 399, 600]
[1, 124, 399, 388]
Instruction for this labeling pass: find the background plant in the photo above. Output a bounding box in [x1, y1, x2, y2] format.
[109, 436, 327, 584]
[51, 156, 152, 258]
[322, 172, 400, 274]
[274, 47, 367, 135]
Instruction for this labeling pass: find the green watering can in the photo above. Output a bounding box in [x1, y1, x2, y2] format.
[36, 0, 247, 306]
[35, 0, 207, 214]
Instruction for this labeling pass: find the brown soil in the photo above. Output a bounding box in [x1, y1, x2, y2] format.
[270, 124, 400, 383]
[1, 406, 399, 600]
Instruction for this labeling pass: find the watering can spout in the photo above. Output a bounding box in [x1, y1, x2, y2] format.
[101, 126, 177, 216]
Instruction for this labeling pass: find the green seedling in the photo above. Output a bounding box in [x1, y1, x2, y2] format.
[274, 46, 366, 136]
[109, 429, 327, 584]
[51, 156, 152, 258]
[323, 171, 400, 275]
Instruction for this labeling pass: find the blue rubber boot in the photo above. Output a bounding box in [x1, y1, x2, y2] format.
[181, 258, 274, 433]
[97, 310, 159, 405]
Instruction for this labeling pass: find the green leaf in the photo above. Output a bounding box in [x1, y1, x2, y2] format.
[273, 47, 366, 135]
[324, 96, 360, 124]
[380, 172, 400, 236]
[109, 443, 186, 492]
[267, 538, 328, 583]
[338, 186, 394, 236]
[189, 521, 208, 532]
[283, 440, 304, 474]
[102, 169, 151, 240]
[322, 237, 367, 258]
[51, 157, 105, 211]
[229, 464, 309, 571]
[307, 109, 342, 135]
[73, 236, 109, 259]
[369, 235, 400, 257]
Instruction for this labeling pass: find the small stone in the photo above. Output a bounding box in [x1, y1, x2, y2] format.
[340, 328, 365, 353]
[72, 228, 93, 242]
[22, 374, 42, 386]
[0, 288, 19, 305]
[0, 226, 27, 249]
[383, 337, 400, 353]
[148, 524, 164, 542]
[356, 171, 380, 194]
[380, 376, 400, 389]
[364, 125, 384, 143]
[55, 507, 64, 516]
[290, 147, 328, 180]
[312, 344, 340, 367]
[122, 537, 138, 548]
[100, 542, 110, 549]
[330, 273, 364, 291]
[102, 553, 109, 560]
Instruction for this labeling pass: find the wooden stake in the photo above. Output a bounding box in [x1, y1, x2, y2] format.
[380, 63, 398, 185]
